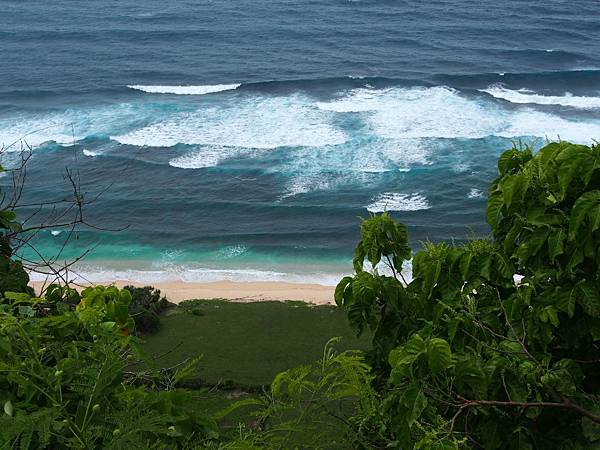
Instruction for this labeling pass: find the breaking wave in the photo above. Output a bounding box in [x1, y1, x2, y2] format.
[366, 192, 430, 213]
[128, 84, 241, 95]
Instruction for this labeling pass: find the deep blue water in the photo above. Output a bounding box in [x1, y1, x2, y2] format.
[1, 0, 600, 283]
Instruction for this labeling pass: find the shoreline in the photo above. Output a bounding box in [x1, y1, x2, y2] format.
[31, 280, 336, 305]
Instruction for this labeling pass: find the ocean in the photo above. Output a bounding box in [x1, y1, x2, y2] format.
[1, 0, 599, 285]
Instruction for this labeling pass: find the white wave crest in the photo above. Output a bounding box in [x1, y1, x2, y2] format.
[82, 149, 102, 157]
[114, 94, 347, 149]
[128, 84, 241, 95]
[481, 85, 600, 109]
[0, 103, 166, 150]
[169, 145, 251, 169]
[317, 85, 600, 143]
[366, 192, 430, 213]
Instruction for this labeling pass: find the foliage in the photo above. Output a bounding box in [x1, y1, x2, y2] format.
[0, 284, 218, 449]
[221, 338, 379, 449]
[336, 142, 600, 448]
[123, 285, 170, 335]
[0, 170, 31, 296]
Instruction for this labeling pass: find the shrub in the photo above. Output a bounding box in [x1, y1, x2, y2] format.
[0, 284, 217, 448]
[123, 285, 170, 335]
[336, 142, 600, 449]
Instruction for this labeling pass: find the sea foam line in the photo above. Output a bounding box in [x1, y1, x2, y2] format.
[481, 85, 600, 109]
[366, 192, 430, 213]
[127, 84, 241, 95]
[28, 266, 345, 286]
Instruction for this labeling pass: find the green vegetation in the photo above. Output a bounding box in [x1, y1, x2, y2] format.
[0, 284, 219, 448]
[1, 141, 599, 449]
[124, 285, 171, 335]
[142, 299, 370, 387]
[335, 141, 600, 448]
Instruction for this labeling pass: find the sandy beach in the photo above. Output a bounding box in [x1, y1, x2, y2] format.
[31, 280, 336, 305]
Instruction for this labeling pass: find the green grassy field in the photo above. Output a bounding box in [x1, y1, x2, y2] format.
[141, 299, 370, 387]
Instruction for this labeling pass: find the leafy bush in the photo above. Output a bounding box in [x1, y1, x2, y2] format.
[222, 338, 378, 449]
[0, 284, 218, 448]
[336, 142, 600, 449]
[123, 285, 170, 335]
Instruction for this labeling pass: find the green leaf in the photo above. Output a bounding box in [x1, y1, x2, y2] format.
[4, 400, 13, 416]
[427, 338, 452, 374]
[486, 190, 504, 233]
[401, 385, 428, 427]
[334, 276, 353, 306]
[569, 191, 600, 241]
[389, 334, 427, 382]
[515, 228, 550, 262]
[495, 252, 514, 279]
[547, 228, 565, 262]
[556, 144, 591, 195]
[502, 172, 528, 208]
[578, 282, 600, 318]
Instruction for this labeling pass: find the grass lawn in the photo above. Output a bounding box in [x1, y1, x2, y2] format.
[141, 299, 370, 387]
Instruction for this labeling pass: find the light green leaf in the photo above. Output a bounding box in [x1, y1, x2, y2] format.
[4, 400, 13, 416]
[502, 173, 528, 208]
[427, 338, 452, 374]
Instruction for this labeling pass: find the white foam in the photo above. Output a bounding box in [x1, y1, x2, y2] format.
[28, 266, 344, 286]
[498, 109, 600, 142]
[317, 85, 600, 143]
[82, 149, 102, 157]
[114, 94, 347, 149]
[0, 103, 164, 150]
[168, 145, 251, 169]
[318, 86, 500, 139]
[217, 245, 248, 259]
[50, 230, 62, 236]
[281, 175, 335, 199]
[366, 192, 430, 213]
[481, 85, 600, 109]
[467, 188, 483, 199]
[452, 163, 470, 173]
[128, 84, 241, 95]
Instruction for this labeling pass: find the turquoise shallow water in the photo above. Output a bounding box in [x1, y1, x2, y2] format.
[2, 0, 600, 283]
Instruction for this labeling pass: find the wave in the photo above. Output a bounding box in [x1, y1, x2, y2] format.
[317, 85, 600, 142]
[4, 81, 600, 159]
[481, 85, 600, 109]
[28, 265, 344, 286]
[114, 93, 347, 148]
[437, 69, 600, 92]
[82, 148, 102, 157]
[366, 193, 430, 213]
[128, 84, 241, 95]
[168, 145, 255, 169]
[0, 103, 169, 150]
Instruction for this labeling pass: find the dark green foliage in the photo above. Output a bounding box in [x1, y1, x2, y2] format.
[336, 142, 600, 449]
[0, 257, 33, 297]
[0, 285, 219, 449]
[123, 285, 170, 335]
[221, 339, 378, 449]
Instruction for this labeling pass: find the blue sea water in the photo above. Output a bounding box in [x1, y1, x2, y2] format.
[1, 0, 600, 284]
